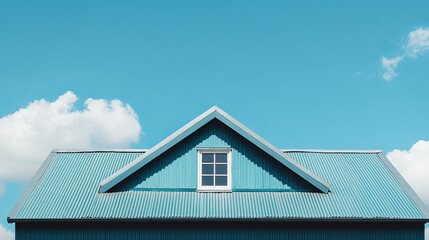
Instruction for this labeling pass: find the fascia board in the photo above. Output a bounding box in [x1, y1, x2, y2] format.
[99, 107, 218, 193]
[378, 153, 429, 218]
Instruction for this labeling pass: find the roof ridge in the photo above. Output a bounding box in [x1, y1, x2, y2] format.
[283, 149, 383, 154]
[53, 149, 148, 153]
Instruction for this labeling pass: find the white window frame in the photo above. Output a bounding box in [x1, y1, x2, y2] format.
[197, 148, 232, 192]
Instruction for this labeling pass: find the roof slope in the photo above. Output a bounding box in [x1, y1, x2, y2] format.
[99, 106, 330, 193]
[8, 150, 429, 222]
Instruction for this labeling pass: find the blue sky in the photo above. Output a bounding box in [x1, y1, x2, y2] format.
[1, 1, 429, 238]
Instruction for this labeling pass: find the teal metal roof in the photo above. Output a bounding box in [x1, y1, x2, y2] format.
[100, 106, 330, 193]
[8, 150, 429, 222]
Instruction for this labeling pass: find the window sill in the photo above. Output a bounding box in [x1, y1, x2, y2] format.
[197, 188, 232, 193]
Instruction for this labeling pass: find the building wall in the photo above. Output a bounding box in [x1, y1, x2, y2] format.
[113, 119, 316, 192]
[16, 221, 424, 240]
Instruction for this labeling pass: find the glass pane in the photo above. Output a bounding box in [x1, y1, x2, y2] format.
[202, 164, 214, 174]
[215, 153, 227, 163]
[215, 164, 227, 174]
[215, 176, 227, 186]
[202, 176, 214, 186]
[202, 153, 214, 163]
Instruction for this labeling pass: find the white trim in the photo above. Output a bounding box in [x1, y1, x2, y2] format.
[197, 148, 232, 192]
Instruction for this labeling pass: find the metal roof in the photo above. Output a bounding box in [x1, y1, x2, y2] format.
[8, 150, 429, 222]
[99, 107, 330, 193]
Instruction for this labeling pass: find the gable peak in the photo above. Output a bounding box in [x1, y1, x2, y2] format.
[99, 107, 330, 193]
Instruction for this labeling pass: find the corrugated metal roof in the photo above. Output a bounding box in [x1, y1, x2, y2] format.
[8, 150, 429, 222]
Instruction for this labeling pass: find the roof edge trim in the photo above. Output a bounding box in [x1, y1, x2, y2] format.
[8, 217, 429, 223]
[283, 149, 382, 154]
[52, 149, 148, 153]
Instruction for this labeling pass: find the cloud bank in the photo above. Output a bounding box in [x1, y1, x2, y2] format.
[405, 28, 429, 58]
[381, 27, 429, 81]
[387, 140, 429, 206]
[0, 91, 142, 195]
[0, 224, 14, 240]
[387, 140, 429, 240]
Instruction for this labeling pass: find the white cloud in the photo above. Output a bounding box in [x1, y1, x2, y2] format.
[381, 56, 403, 81]
[0, 224, 14, 240]
[381, 27, 429, 81]
[405, 27, 429, 58]
[387, 140, 429, 206]
[0, 91, 141, 189]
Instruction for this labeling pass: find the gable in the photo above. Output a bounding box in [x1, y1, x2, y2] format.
[100, 106, 330, 193]
[112, 119, 317, 192]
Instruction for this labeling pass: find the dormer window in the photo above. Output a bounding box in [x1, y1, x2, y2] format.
[197, 149, 232, 192]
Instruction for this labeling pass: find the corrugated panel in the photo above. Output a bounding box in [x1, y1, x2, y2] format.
[287, 151, 425, 218]
[11, 150, 426, 220]
[113, 120, 313, 192]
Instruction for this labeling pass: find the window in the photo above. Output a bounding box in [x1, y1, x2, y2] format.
[198, 149, 232, 192]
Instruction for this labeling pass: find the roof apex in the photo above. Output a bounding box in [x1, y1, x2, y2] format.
[99, 106, 331, 193]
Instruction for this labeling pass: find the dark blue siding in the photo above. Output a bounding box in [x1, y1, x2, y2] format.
[16, 221, 425, 240]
